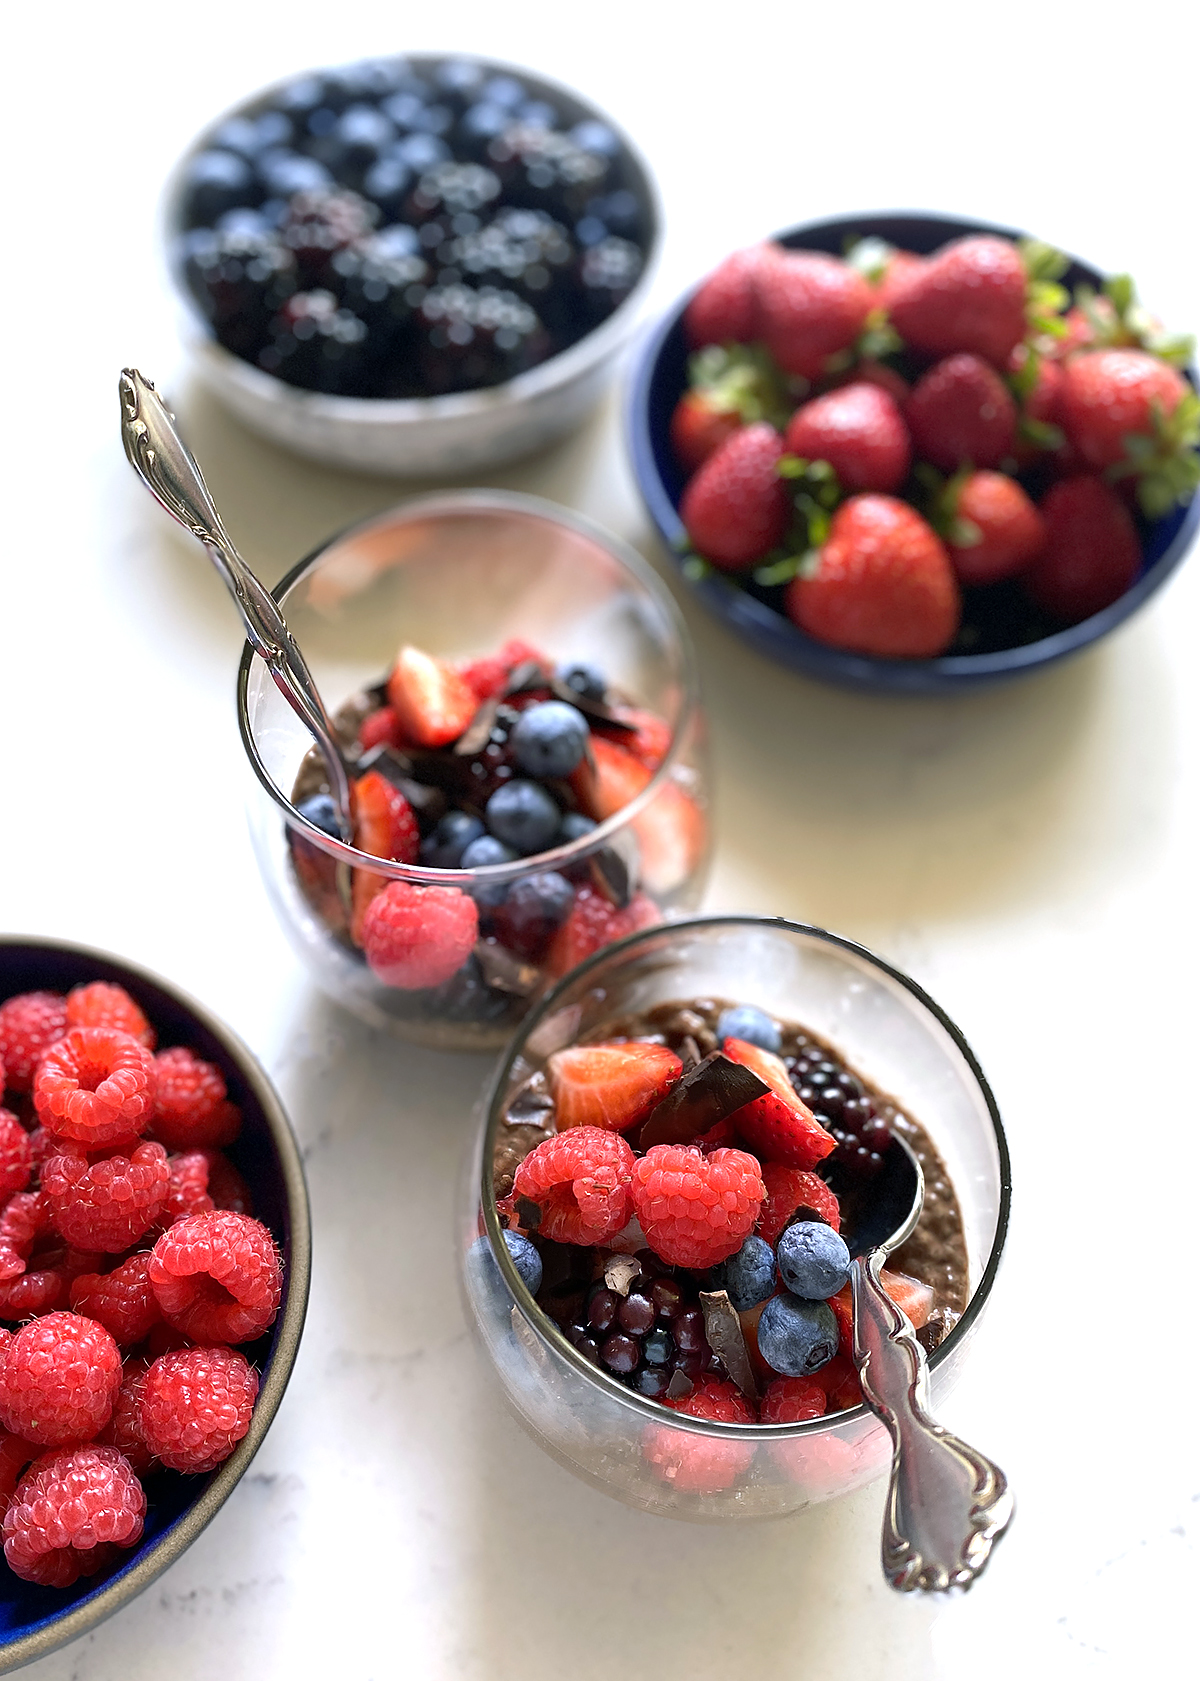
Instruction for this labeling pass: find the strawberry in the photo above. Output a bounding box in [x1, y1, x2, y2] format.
[886, 235, 1027, 367]
[683, 244, 773, 348]
[879, 1268, 933, 1329]
[940, 470, 1046, 587]
[1007, 345, 1067, 465]
[679, 423, 789, 569]
[905, 354, 1018, 472]
[457, 638, 548, 703]
[386, 646, 478, 747]
[547, 1041, 683, 1133]
[756, 1162, 840, 1248]
[723, 1039, 835, 1170]
[545, 885, 663, 978]
[350, 770, 420, 943]
[595, 707, 672, 770]
[1022, 476, 1140, 622]
[757, 249, 874, 381]
[876, 248, 926, 312]
[827, 358, 910, 405]
[669, 388, 746, 474]
[810, 1351, 863, 1412]
[1058, 349, 1200, 516]
[633, 782, 707, 895]
[783, 381, 911, 493]
[570, 735, 651, 821]
[784, 495, 960, 659]
[357, 705, 407, 753]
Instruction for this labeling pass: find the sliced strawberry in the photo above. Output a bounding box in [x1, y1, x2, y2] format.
[810, 1351, 863, 1412]
[723, 1039, 836, 1169]
[458, 637, 549, 702]
[547, 1041, 683, 1133]
[830, 1284, 854, 1354]
[737, 1298, 777, 1389]
[386, 646, 478, 747]
[879, 1266, 933, 1330]
[633, 782, 707, 896]
[596, 708, 672, 771]
[756, 1162, 840, 1248]
[544, 885, 663, 979]
[357, 705, 407, 753]
[350, 770, 420, 944]
[570, 735, 652, 820]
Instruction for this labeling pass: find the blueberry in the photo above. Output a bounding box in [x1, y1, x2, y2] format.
[719, 1236, 776, 1312]
[295, 793, 341, 838]
[420, 810, 486, 868]
[485, 781, 562, 854]
[775, 1222, 851, 1301]
[461, 833, 519, 906]
[511, 701, 589, 778]
[501, 1229, 543, 1295]
[558, 812, 597, 845]
[557, 661, 607, 702]
[715, 1004, 782, 1055]
[493, 871, 574, 959]
[756, 1294, 839, 1378]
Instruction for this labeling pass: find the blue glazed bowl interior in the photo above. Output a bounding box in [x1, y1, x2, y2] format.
[0, 942, 303, 1659]
[628, 211, 1200, 694]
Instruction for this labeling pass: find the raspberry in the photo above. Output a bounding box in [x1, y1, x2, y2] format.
[150, 1048, 240, 1151]
[631, 1145, 766, 1269]
[44, 1143, 170, 1252]
[0, 1268, 67, 1321]
[70, 1254, 163, 1348]
[0, 1311, 122, 1445]
[2, 1444, 145, 1586]
[145, 1321, 194, 1357]
[360, 881, 479, 989]
[643, 1377, 756, 1492]
[148, 1210, 282, 1344]
[200, 1149, 253, 1215]
[458, 638, 548, 701]
[65, 983, 156, 1049]
[27, 1126, 58, 1178]
[97, 1358, 156, 1475]
[511, 1127, 636, 1245]
[158, 1150, 216, 1227]
[760, 1375, 828, 1423]
[0, 1191, 51, 1281]
[0, 1109, 32, 1199]
[0, 993, 67, 1092]
[0, 1429, 34, 1522]
[358, 704, 405, 751]
[137, 1346, 259, 1472]
[33, 1028, 157, 1146]
[756, 1163, 841, 1249]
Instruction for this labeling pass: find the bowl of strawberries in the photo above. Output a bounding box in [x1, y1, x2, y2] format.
[627, 211, 1200, 692]
[0, 938, 309, 1670]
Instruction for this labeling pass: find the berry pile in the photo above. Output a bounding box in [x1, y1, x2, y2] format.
[288, 635, 704, 1029]
[489, 997, 967, 1489]
[177, 55, 652, 397]
[671, 231, 1200, 657]
[0, 978, 283, 1589]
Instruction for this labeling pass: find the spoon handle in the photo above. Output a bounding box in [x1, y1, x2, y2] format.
[851, 1250, 1013, 1593]
[118, 369, 354, 835]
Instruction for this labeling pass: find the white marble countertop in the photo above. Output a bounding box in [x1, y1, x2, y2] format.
[4, 1, 1198, 1674]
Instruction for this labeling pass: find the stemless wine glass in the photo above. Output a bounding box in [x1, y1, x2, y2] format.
[237, 490, 708, 1050]
[460, 914, 1010, 1520]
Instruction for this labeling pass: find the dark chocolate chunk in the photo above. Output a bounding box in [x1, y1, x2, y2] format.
[543, 671, 638, 731]
[666, 1368, 695, 1400]
[514, 1196, 542, 1232]
[504, 660, 549, 695]
[638, 1052, 769, 1150]
[679, 1035, 702, 1070]
[699, 1289, 758, 1401]
[453, 695, 502, 756]
[588, 846, 633, 908]
[504, 1071, 555, 1127]
[603, 1255, 643, 1298]
[475, 940, 541, 997]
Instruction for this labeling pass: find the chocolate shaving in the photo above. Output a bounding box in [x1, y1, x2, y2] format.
[679, 1035, 702, 1071]
[474, 941, 541, 997]
[525, 1005, 583, 1060]
[588, 846, 633, 909]
[699, 1290, 758, 1401]
[453, 695, 502, 757]
[504, 1071, 555, 1127]
[602, 1255, 643, 1297]
[545, 673, 638, 731]
[666, 1368, 694, 1400]
[504, 660, 549, 695]
[638, 1053, 769, 1150]
[514, 1197, 542, 1232]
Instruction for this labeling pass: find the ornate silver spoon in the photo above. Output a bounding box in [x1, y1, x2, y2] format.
[118, 368, 354, 839]
[846, 1133, 1013, 1592]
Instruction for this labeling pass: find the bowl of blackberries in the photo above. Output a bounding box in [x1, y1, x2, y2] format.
[627, 211, 1200, 694]
[167, 53, 659, 476]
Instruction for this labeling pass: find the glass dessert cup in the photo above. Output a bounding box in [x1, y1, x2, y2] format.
[460, 914, 1010, 1520]
[237, 490, 708, 1049]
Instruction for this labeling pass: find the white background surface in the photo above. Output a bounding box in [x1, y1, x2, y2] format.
[2, 0, 1198, 1674]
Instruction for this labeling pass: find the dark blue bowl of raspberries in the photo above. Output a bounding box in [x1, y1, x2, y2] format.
[165, 53, 659, 476]
[0, 937, 310, 1670]
[627, 210, 1200, 694]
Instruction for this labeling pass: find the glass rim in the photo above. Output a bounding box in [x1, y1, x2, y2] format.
[235, 487, 702, 874]
[477, 912, 1012, 1440]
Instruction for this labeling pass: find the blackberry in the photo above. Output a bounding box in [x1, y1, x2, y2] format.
[576, 235, 642, 327]
[415, 283, 548, 393]
[259, 291, 370, 394]
[361, 156, 413, 217]
[213, 111, 293, 159]
[317, 104, 398, 187]
[183, 227, 296, 358]
[182, 150, 259, 228]
[487, 123, 612, 221]
[381, 92, 454, 136]
[408, 161, 502, 224]
[442, 208, 574, 333]
[280, 189, 376, 286]
[327, 243, 429, 397]
[554, 1259, 726, 1397]
[789, 1049, 890, 1181]
[257, 150, 333, 200]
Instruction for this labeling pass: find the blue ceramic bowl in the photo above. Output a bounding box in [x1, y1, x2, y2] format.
[628, 210, 1200, 694]
[0, 938, 310, 1672]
